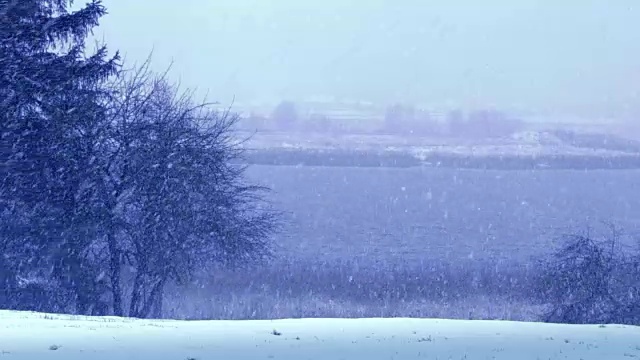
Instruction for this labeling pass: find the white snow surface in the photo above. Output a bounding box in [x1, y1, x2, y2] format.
[1, 311, 639, 359]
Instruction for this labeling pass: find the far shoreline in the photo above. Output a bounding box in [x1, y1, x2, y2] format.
[240, 148, 640, 170]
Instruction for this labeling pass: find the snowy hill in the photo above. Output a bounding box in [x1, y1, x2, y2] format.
[1, 311, 639, 359]
[243, 130, 640, 155]
[236, 129, 640, 169]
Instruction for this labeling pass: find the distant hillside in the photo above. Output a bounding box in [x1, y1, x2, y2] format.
[238, 130, 640, 170]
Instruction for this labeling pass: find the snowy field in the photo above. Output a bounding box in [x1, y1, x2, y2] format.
[239, 130, 640, 158]
[1, 311, 639, 360]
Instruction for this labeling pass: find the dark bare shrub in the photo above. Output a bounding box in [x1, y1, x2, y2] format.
[539, 230, 640, 325]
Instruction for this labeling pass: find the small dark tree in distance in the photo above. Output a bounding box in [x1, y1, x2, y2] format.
[271, 100, 298, 130]
[383, 103, 414, 134]
[445, 109, 466, 137]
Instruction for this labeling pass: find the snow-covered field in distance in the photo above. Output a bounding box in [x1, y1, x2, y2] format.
[238, 129, 640, 159]
[2, 310, 639, 359]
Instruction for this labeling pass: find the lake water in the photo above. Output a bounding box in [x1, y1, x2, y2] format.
[247, 165, 640, 266]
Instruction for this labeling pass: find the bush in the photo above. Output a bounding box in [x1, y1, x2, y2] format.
[539, 230, 640, 325]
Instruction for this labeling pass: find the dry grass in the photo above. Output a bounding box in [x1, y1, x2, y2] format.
[162, 259, 544, 321]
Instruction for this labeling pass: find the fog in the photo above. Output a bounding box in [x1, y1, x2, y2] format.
[99, 0, 640, 120]
[6, 0, 640, 335]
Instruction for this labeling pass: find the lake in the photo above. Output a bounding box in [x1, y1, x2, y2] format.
[247, 165, 640, 266]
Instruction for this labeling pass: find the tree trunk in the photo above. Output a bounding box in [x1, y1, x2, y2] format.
[107, 231, 123, 316]
[129, 269, 143, 317]
[136, 276, 165, 319]
[148, 278, 166, 319]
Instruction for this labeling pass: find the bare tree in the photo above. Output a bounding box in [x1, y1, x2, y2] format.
[102, 59, 280, 318]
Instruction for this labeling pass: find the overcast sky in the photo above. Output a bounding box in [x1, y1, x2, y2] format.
[96, 0, 640, 120]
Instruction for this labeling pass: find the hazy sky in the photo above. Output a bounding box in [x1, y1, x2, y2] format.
[96, 1, 640, 119]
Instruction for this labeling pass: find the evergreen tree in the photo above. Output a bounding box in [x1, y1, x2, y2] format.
[0, 0, 119, 313]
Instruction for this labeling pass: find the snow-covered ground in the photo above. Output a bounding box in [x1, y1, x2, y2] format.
[1, 311, 639, 359]
[240, 130, 640, 159]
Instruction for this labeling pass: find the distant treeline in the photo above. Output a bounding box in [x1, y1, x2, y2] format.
[240, 101, 527, 138]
